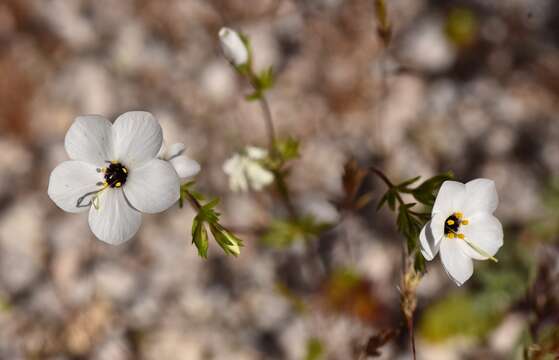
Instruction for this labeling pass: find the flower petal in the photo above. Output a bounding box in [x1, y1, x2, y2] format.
[88, 189, 142, 245]
[124, 159, 180, 214]
[64, 115, 113, 166]
[112, 111, 163, 168]
[463, 178, 499, 215]
[167, 143, 186, 159]
[223, 155, 249, 192]
[170, 156, 200, 179]
[48, 160, 102, 213]
[460, 213, 503, 260]
[432, 180, 466, 215]
[246, 162, 274, 191]
[440, 238, 474, 286]
[420, 223, 438, 261]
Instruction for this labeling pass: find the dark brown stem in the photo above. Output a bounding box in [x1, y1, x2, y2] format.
[370, 166, 405, 206]
[407, 317, 417, 360]
[371, 166, 417, 360]
[184, 189, 202, 212]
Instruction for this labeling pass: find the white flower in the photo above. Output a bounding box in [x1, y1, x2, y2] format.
[223, 146, 274, 192]
[218, 27, 249, 66]
[48, 111, 181, 245]
[419, 179, 504, 286]
[158, 142, 200, 180]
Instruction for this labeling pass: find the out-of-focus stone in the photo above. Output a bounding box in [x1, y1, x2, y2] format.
[0, 195, 45, 293]
[399, 18, 456, 72]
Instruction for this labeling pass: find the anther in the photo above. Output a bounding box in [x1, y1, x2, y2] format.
[461, 219, 469, 225]
[457, 234, 465, 239]
[447, 219, 455, 225]
[448, 233, 455, 239]
[455, 212, 463, 219]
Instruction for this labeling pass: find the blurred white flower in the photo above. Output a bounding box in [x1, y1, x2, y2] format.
[48, 111, 180, 245]
[219, 27, 249, 66]
[223, 146, 274, 192]
[419, 179, 503, 286]
[158, 142, 200, 180]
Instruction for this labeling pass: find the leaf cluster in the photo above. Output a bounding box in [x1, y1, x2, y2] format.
[246, 67, 274, 101]
[180, 183, 243, 258]
[376, 172, 453, 272]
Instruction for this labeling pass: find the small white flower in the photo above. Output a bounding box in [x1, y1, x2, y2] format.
[218, 27, 249, 66]
[48, 111, 181, 245]
[223, 146, 274, 192]
[158, 142, 200, 180]
[419, 179, 504, 286]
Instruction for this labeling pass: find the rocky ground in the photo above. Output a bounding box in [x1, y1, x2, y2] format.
[0, 0, 558, 359]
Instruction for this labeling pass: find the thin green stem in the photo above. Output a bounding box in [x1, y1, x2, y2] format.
[247, 70, 277, 154]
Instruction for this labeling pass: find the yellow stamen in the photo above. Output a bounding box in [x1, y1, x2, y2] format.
[448, 233, 455, 239]
[123, 168, 128, 174]
[461, 219, 469, 225]
[447, 219, 455, 225]
[457, 233, 464, 239]
[455, 212, 463, 219]
[115, 182, 122, 188]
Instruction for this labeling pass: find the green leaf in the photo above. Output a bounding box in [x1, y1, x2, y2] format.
[191, 218, 209, 258]
[411, 172, 454, 206]
[397, 176, 421, 189]
[420, 292, 503, 342]
[304, 338, 324, 360]
[274, 137, 300, 162]
[257, 66, 274, 90]
[197, 199, 220, 224]
[210, 225, 243, 256]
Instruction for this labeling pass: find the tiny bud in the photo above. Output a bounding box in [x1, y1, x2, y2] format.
[219, 27, 249, 66]
[211, 225, 242, 256]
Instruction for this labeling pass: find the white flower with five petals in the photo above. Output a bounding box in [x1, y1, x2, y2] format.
[48, 111, 181, 245]
[419, 179, 504, 286]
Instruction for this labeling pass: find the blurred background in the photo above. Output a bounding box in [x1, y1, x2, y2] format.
[1, 0, 559, 359]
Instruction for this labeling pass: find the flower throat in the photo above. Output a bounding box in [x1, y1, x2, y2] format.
[104, 161, 128, 188]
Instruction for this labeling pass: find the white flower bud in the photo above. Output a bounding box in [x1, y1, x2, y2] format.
[218, 27, 249, 66]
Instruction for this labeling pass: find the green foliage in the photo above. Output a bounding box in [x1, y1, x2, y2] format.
[528, 178, 559, 243]
[179, 181, 204, 208]
[210, 224, 243, 256]
[191, 199, 220, 258]
[304, 338, 324, 360]
[409, 172, 454, 207]
[445, 7, 478, 47]
[246, 67, 274, 101]
[374, 0, 392, 46]
[274, 137, 300, 162]
[376, 171, 454, 272]
[182, 184, 243, 258]
[262, 216, 331, 248]
[420, 292, 502, 341]
[191, 216, 209, 258]
[420, 242, 531, 342]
